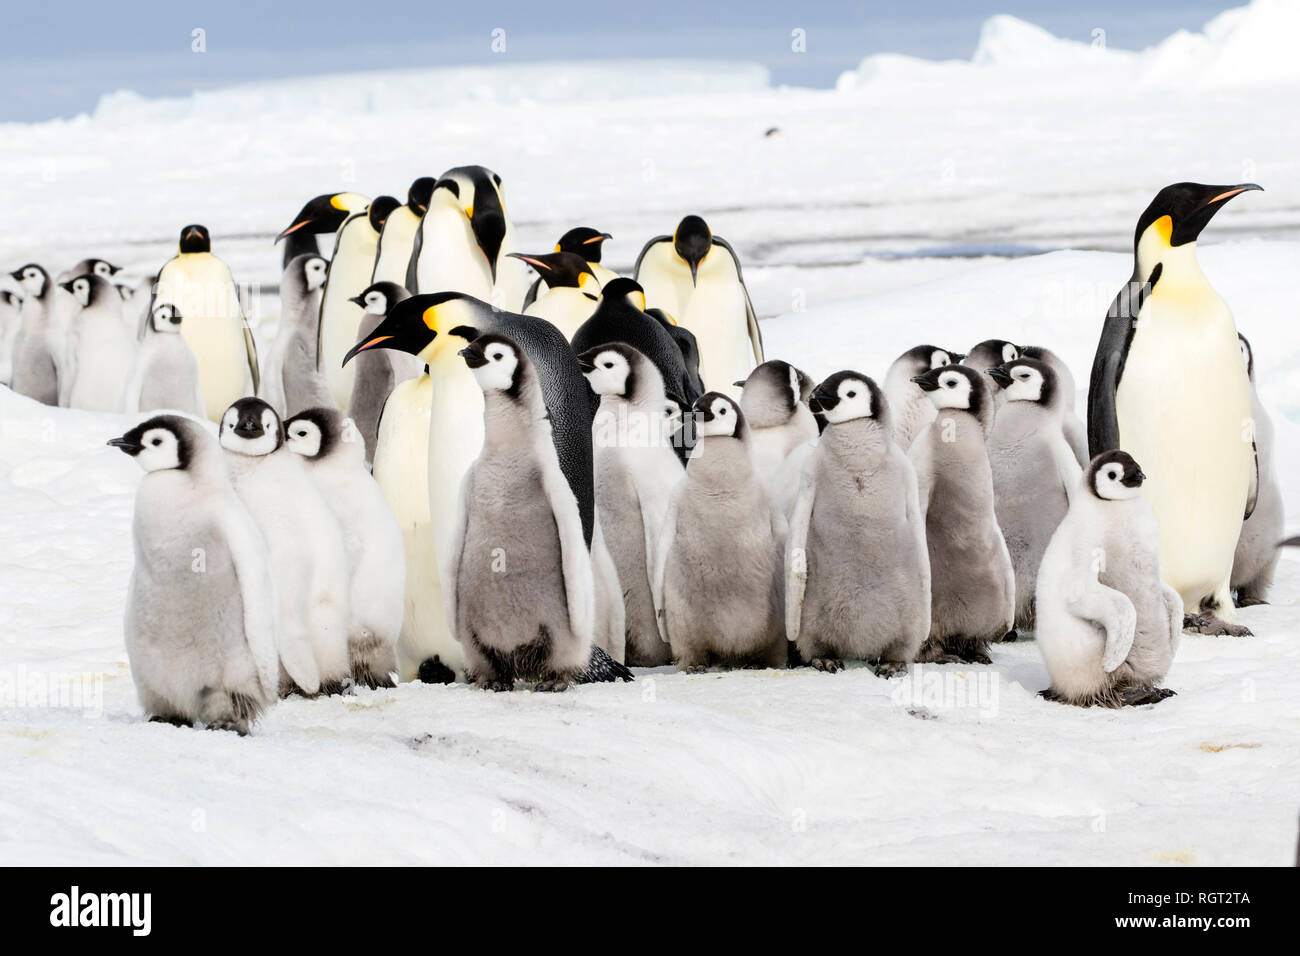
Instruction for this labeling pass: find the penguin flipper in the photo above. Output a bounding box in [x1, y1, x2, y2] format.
[712, 236, 764, 365]
[1067, 578, 1137, 674]
[1245, 439, 1259, 520]
[784, 457, 817, 643]
[535, 430, 596, 647]
[441, 468, 474, 637]
[632, 235, 672, 280]
[1088, 266, 1156, 457]
[575, 644, 633, 684]
[243, 320, 261, 396]
[522, 276, 541, 311]
[650, 488, 680, 645]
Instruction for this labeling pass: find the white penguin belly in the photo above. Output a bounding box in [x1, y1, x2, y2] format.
[679, 283, 752, 398]
[320, 220, 380, 410]
[372, 208, 419, 287]
[416, 213, 492, 299]
[157, 256, 250, 421]
[525, 287, 598, 339]
[69, 323, 134, 411]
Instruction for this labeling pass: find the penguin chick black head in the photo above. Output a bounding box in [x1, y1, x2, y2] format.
[407, 176, 436, 215]
[896, 344, 961, 374]
[150, 303, 184, 333]
[736, 360, 813, 428]
[276, 192, 369, 242]
[60, 273, 115, 308]
[692, 391, 746, 441]
[283, 407, 344, 460]
[964, 339, 1020, 371]
[809, 371, 886, 427]
[911, 363, 987, 418]
[1237, 333, 1254, 381]
[579, 342, 643, 399]
[178, 224, 211, 254]
[11, 263, 48, 297]
[341, 291, 486, 366]
[108, 415, 196, 472]
[508, 251, 597, 291]
[460, 333, 525, 396]
[672, 215, 712, 285]
[302, 254, 328, 292]
[69, 258, 122, 283]
[219, 398, 284, 456]
[367, 195, 401, 233]
[348, 281, 410, 315]
[432, 166, 507, 279]
[1134, 182, 1262, 252]
[599, 277, 647, 311]
[986, 357, 1054, 405]
[1087, 450, 1146, 501]
[556, 227, 612, 263]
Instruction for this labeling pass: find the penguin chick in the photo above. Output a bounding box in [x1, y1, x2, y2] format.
[62, 273, 135, 412]
[883, 344, 962, 450]
[1036, 451, 1183, 707]
[1017, 345, 1088, 466]
[654, 392, 786, 672]
[908, 364, 1014, 664]
[0, 290, 22, 386]
[788, 372, 930, 675]
[8, 263, 58, 404]
[346, 281, 418, 464]
[284, 408, 404, 689]
[984, 358, 1081, 632]
[111, 415, 279, 734]
[219, 397, 351, 696]
[580, 342, 685, 667]
[736, 359, 819, 512]
[1232, 333, 1283, 606]
[962, 339, 1020, 373]
[260, 253, 333, 417]
[122, 303, 205, 416]
[446, 334, 596, 691]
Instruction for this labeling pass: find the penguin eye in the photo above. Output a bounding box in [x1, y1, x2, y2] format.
[603, 361, 614, 369]
[845, 390, 857, 398]
[151, 437, 162, 446]
[1107, 468, 1118, 480]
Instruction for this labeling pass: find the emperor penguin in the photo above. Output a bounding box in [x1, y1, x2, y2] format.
[0, 290, 23, 386]
[1018, 345, 1088, 466]
[513, 252, 601, 337]
[154, 224, 260, 421]
[521, 228, 616, 309]
[908, 364, 1014, 664]
[61, 273, 135, 412]
[735, 360, 819, 510]
[219, 398, 351, 696]
[647, 308, 706, 400]
[276, 191, 370, 270]
[259, 253, 333, 417]
[984, 358, 1082, 632]
[579, 342, 684, 667]
[1231, 333, 1283, 606]
[409, 166, 531, 309]
[962, 339, 1020, 374]
[110, 414, 279, 734]
[635, 215, 762, 398]
[446, 333, 598, 690]
[654, 392, 787, 671]
[8, 263, 59, 404]
[122, 303, 206, 416]
[1087, 182, 1262, 636]
[54, 258, 126, 388]
[883, 344, 962, 450]
[787, 371, 930, 675]
[342, 292, 631, 681]
[372, 177, 435, 286]
[284, 408, 404, 689]
[346, 281, 418, 464]
[1036, 451, 1183, 707]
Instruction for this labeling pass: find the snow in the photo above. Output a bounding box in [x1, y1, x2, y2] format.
[3, 1, 1300, 865]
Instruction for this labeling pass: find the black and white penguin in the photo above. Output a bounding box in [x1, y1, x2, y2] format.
[61, 273, 134, 412]
[883, 344, 963, 449]
[521, 227, 617, 309]
[514, 251, 601, 337]
[1087, 182, 1262, 635]
[1231, 333, 1284, 607]
[276, 191, 370, 269]
[259, 253, 332, 417]
[346, 281, 419, 464]
[8, 263, 59, 404]
[122, 303, 205, 416]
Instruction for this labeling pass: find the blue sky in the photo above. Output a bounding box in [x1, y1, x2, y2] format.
[3, 0, 1231, 122]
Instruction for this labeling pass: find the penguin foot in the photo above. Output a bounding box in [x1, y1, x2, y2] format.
[1234, 595, 1268, 608]
[478, 679, 514, 693]
[533, 679, 570, 693]
[1119, 685, 1177, 707]
[417, 656, 456, 684]
[1000, 629, 1018, 643]
[1037, 687, 1062, 702]
[206, 717, 251, 736]
[681, 664, 708, 674]
[810, 657, 844, 673]
[873, 661, 909, 679]
[148, 713, 192, 729]
[1183, 613, 1252, 637]
[317, 677, 354, 697]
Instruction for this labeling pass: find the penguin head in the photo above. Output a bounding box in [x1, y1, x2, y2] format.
[68, 258, 122, 283]
[578, 343, 639, 398]
[11, 263, 48, 297]
[692, 392, 745, 440]
[736, 360, 813, 428]
[108, 415, 194, 473]
[662, 397, 684, 433]
[407, 176, 436, 215]
[809, 371, 885, 426]
[283, 407, 343, 461]
[367, 195, 401, 233]
[348, 281, 408, 315]
[508, 252, 598, 292]
[911, 364, 985, 416]
[1134, 182, 1262, 276]
[1238, 333, 1254, 381]
[964, 339, 1019, 372]
[276, 192, 369, 242]
[1088, 451, 1146, 501]
[342, 291, 487, 366]
[556, 227, 612, 264]
[599, 277, 648, 312]
[986, 358, 1054, 405]
[672, 215, 712, 285]
[59, 274, 99, 308]
[150, 303, 184, 333]
[432, 166, 507, 279]
[178, 224, 211, 254]
[219, 398, 283, 457]
[460, 333, 524, 395]
[301, 255, 329, 293]
[895, 344, 958, 376]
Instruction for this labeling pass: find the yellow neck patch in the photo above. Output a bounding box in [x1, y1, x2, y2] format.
[422, 305, 440, 332]
[1152, 214, 1173, 246]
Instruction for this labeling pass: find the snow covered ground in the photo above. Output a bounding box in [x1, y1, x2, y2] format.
[2, 1, 1300, 865]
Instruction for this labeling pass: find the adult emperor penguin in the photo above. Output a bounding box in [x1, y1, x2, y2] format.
[61, 273, 135, 412]
[647, 308, 706, 400]
[1087, 182, 1261, 635]
[122, 303, 205, 416]
[788, 372, 930, 675]
[284, 408, 404, 688]
[883, 344, 962, 449]
[514, 252, 601, 337]
[0, 290, 20, 386]
[635, 215, 762, 398]
[111, 414, 279, 733]
[8, 263, 58, 404]
[655, 392, 786, 671]
[371, 177, 435, 287]
[735, 360, 819, 500]
[580, 342, 684, 667]
[1231, 333, 1283, 606]
[521, 228, 616, 309]
[276, 191, 370, 270]
[346, 281, 418, 464]
[260, 253, 332, 417]
[154, 224, 260, 421]
[984, 358, 1081, 632]
[219, 397, 351, 696]
[1036, 451, 1183, 707]
[1019, 345, 1088, 466]
[447, 334, 598, 690]
[908, 364, 1014, 663]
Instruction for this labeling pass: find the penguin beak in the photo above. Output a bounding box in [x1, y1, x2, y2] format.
[910, 374, 941, 392]
[458, 341, 489, 369]
[1172, 183, 1263, 245]
[585, 233, 612, 244]
[1202, 183, 1263, 207]
[1121, 469, 1146, 488]
[107, 436, 141, 456]
[986, 366, 1014, 388]
[578, 358, 596, 373]
[732, 380, 747, 388]
[347, 294, 366, 308]
[59, 280, 76, 294]
[276, 194, 350, 243]
[342, 334, 395, 365]
[508, 253, 552, 272]
[687, 258, 700, 287]
[342, 300, 435, 366]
